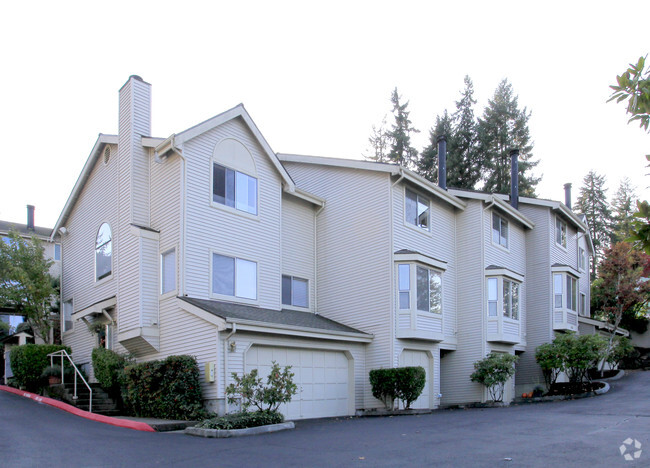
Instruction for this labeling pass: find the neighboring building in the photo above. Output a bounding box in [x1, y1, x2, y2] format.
[55, 76, 602, 418]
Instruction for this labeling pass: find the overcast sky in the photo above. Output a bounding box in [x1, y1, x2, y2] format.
[1, 0, 648, 228]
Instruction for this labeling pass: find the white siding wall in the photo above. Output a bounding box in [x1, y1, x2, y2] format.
[284, 162, 391, 410]
[183, 118, 282, 310]
[281, 195, 316, 310]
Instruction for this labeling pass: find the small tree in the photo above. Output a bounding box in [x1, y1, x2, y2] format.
[0, 230, 57, 343]
[554, 333, 606, 384]
[470, 352, 518, 402]
[535, 342, 563, 390]
[605, 336, 635, 370]
[226, 361, 297, 413]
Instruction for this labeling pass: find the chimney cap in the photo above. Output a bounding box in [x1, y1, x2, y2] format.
[564, 182, 572, 189]
[436, 135, 447, 143]
[509, 148, 520, 157]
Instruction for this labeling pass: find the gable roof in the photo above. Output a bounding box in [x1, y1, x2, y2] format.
[448, 189, 535, 229]
[0, 220, 52, 240]
[179, 297, 372, 342]
[51, 133, 118, 240]
[278, 154, 466, 210]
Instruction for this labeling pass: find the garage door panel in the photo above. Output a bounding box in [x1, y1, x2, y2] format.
[246, 345, 350, 420]
[399, 350, 431, 409]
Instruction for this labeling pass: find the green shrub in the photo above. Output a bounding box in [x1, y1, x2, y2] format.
[122, 355, 208, 420]
[470, 352, 518, 402]
[369, 366, 426, 410]
[226, 361, 297, 412]
[9, 344, 71, 392]
[91, 347, 131, 392]
[555, 333, 606, 383]
[196, 411, 284, 430]
[535, 342, 563, 389]
[605, 336, 635, 368]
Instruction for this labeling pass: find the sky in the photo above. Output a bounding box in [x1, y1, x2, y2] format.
[1, 0, 648, 228]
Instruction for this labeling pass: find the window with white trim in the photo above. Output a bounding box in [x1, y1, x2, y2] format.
[161, 249, 176, 294]
[282, 275, 308, 308]
[54, 243, 61, 261]
[578, 247, 586, 271]
[212, 253, 257, 300]
[62, 299, 73, 333]
[397, 263, 441, 314]
[95, 223, 112, 281]
[212, 163, 258, 215]
[555, 217, 567, 248]
[405, 188, 430, 231]
[553, 272, 577, 311]
[487, 277, 520, 319]
[579, 292, 587, 316]
[492, 213, 509, 248]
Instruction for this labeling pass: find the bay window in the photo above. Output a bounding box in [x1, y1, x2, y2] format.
[553, 272, 577, 311]
[486, 277, 520, 319]
[398, 263, 441, 314]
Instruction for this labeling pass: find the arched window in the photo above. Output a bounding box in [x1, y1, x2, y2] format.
[96, 223, 112, 281]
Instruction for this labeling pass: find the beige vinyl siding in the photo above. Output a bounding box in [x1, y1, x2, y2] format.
[441, 200, 485, 404]
[183, 118, 282, 310]
[281, 195, 316, 310]
[577, 234, 590, 316]
[284, 162, 391, 410]
[517, 205, 553, 390]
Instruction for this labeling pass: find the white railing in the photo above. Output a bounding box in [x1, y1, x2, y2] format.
[47, 349, 92, 413]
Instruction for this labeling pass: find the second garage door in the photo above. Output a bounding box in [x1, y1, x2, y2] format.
[399, 349, 431, 409]
[245, 345, 350, 420]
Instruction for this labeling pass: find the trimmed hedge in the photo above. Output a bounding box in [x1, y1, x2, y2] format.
[122, 355, 208, 420]
[9, 344, 71, 392]
[91, 347, 130, 393]
[369, 366, 426, 410]
[196, 411, 284, 430]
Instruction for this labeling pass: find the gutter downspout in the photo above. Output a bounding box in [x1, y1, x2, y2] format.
[223, 323, 237, 414]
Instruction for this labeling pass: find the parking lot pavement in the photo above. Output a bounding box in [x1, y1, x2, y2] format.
[2, 371, 648, 467]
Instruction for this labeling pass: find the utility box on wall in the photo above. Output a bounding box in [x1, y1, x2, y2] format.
[205, 362, 215, 383]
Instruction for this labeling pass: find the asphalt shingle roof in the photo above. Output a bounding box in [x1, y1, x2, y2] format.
[0, 220, 51, 239]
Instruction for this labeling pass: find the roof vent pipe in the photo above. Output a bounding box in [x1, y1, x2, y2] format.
[437, 135, 447, 191]
[510, 149, 519, 209]
[564, 183, 572, 210]
[26, 205, 35, 231]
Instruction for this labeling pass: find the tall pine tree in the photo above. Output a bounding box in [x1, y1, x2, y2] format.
[576, 170, 612, 279]
[418, 111, 453, 183]
[448, 76, 480, 189]
[386, 88, 419, 169]
[365, 116, 389, 163]
[477, 79, 540, 196]
[610, 177, 637, 244]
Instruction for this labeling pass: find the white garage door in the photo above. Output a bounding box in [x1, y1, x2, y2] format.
[399, 350, 431, 409]
[245, 345, 350, 420]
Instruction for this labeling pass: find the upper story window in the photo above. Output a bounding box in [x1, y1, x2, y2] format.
[212, 253, 257, 300]
[95, 223, 112, 281]
[487, 277, 520, 319]
[553, 273, 577, 311]
[578, 247, 586, 271]
[212, 164, 258, 215]
[282, 275, 308, 308]
[555, 217, 567, 248]
[54, 243, 61, 261]
[405, 188, 430, 231]
[212, 138, 258, 216]
[161, 249, 176, 295]
[398, 263, 442, 314]
[579, 292, 588, 316]
[492, 213, 509, 249]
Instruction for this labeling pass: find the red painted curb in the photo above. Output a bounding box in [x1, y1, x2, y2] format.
[0, 385, 156, 432]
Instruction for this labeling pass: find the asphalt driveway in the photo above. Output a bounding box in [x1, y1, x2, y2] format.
[1, 371, 648, 467]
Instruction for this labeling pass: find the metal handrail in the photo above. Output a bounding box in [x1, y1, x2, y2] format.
[47, 349, 92, 413]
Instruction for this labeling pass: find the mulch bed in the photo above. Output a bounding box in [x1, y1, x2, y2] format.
[587, 369, 620, 380]
[547, 381, 605, 396]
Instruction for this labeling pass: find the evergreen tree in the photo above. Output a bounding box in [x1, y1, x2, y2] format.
[365, 116, 389, 163]
[417, 111, 453, 183]
[575, 171, 612, 279]
[448, 76, 481, 189]
[477, 79, 540, 196]
[610, 177, 637, 244]
[386, 88, 419, 169]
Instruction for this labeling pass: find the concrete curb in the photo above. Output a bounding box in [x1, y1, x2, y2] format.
[593, 381, 610, 395]
[595, 369, 625, 382]
[0, 385, 155, 432]
[356, 408, 433, 417]
[185, 421, 295, 438]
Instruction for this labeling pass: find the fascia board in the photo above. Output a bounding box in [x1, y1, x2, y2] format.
[401, 170, 466, 210]
[225, 318, 374, 343]
[278, 153, 400, 175]
[489, 196, 535, 229]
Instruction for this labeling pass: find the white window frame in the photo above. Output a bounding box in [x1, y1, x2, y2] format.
[578, 247, 586, 271]
[579, 292, 588, 317]
[553, 272, 578, 311]
[211, 252, 258, 302]
[161, 248, 177, 296]
[54, 243, 61, 261]
[405, 188, 431, 232]
[555, 217, 567, 248]
[486, 276, 520, 320]
[492, 212, 509, 249]
[282, 275, 309, 308]
[62, 299, 73, 333]
[397, 262, 442, 314]
[95, 223, 112, 282]
[212, 162, 258, 216]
